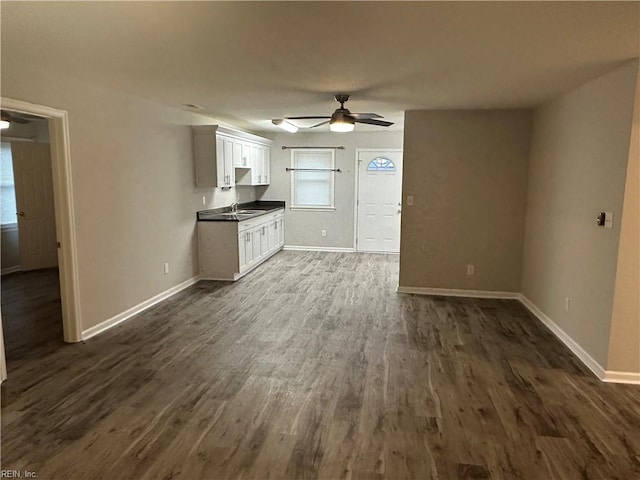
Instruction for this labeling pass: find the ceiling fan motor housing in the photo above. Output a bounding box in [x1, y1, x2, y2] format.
[332, 109, 355, 123]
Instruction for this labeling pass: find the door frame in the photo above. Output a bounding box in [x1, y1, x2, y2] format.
[353, 148, 404, 252]
[1, 97, 82, 349]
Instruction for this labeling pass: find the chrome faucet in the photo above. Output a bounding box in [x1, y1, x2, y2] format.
[230, 202, 239, 213]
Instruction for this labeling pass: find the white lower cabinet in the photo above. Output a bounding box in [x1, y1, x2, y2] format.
[199, 209, 285, 281]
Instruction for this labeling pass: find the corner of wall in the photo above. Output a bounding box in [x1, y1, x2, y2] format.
[606, 59, 640, 377]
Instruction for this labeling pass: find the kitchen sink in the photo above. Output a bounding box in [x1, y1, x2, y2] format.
[236, 209, 265, 214]
[218, 212, 254, 217]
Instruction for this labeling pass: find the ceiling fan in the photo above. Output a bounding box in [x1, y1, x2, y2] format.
[1, 110, 34, 125]
[0, 110, 40, 129]
[277, 94, 393, 132]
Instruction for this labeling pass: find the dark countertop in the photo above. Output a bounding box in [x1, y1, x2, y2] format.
[197, 200, 285, 222]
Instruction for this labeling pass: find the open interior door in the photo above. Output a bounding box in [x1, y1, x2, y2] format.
[11, 142, 58, 271]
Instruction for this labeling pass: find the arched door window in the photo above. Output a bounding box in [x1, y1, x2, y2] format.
[367, 157, 396, 171]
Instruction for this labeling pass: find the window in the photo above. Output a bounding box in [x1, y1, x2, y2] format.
[290, 149, 335, 209]
[0, 142, 17, 225]
[367, 157, 396, 171]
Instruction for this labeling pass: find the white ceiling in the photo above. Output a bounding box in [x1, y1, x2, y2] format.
[2, 1, 638, 133]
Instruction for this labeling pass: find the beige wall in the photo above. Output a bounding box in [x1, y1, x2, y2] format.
[399, 110, 532, 292]
[521, 61, 637, 368]
[1, 64, 253, 331]
[259, 131, 404, 249]
[607, 64, 640, 374]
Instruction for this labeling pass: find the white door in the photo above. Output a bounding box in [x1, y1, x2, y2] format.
[356, 150, 403, 253]
[11, 142, 58, 270]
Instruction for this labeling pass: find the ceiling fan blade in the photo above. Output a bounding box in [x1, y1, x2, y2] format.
[284, 116, 331, 120]
[350, 113, 383, 119]
[355, 118, 394, 127]
[11, 117, 30, 124]
[1, 111, 30, 124]
[310, 120, 330, 128]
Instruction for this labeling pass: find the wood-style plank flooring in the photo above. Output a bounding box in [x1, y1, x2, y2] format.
[1, 252, 639, 479]
[1, 268, 64, 366]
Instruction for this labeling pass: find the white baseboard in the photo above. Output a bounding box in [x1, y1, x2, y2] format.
[396, 285, 520, 299]
[603, 370, 640, 385]
[518, 295, 607, 380]
[81, 275, 201, 341]
[1, 265, 21, 276]
[284, 245, 355, 253]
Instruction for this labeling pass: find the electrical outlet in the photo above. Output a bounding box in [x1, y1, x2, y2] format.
[466, 264, 475, 275]
[564, 297, 570, 312]
[321, 230, 327, 237]
[164, 262, 169, 275]
[202, 196, 206, 205]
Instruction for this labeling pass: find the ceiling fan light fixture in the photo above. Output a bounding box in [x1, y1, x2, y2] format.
[272, 119, 298, 133]
[329, 118, 354, 133]
[0, 120, 9, 130]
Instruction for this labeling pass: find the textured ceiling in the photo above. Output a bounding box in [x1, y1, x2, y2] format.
[2, 1, 638, 133]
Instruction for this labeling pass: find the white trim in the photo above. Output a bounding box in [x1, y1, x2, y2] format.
[518, 295, 606, 380]
[603, 370, 640, 385]
[396, 285, 520, 299]
[1, 266, 21, 276]
[81, 275, 201, 341]
[0, 97, 82, 344]
[284, 245, 354, 253]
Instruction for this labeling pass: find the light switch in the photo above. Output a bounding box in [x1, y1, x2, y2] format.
[604, 212, 613, 229]
[406, 195, 414, 206]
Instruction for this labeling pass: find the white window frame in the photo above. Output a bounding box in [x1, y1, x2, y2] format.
[0, 141, 18, 227]
[290, 148, 336, 211]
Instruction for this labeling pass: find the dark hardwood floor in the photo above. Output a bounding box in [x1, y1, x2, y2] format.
[1, 252, 639, 479]
[1, 268, 64, 366]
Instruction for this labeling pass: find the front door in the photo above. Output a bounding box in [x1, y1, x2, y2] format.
[356, 150, 403, 253]
[11, 142, 58, 271]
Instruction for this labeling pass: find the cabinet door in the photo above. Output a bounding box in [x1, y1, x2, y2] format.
[241, 231, 255, 270]
[238, 232, 247, 271]
[222, 138, 234, 187]
[268, 219, 278, 252]
[225, 140, 235, 186]
[260, 225, 269, 255]
[241, 142, 252, 168]
[262, 146, 270, 184]
[233, 141, 244, 168]
[278, 217, 285, 247]
[216, 137, 226, 188]
[249, 145, 261, 185]
[252, 225, 263, 260]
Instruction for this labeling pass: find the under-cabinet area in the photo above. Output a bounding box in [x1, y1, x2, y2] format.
[192, 125, 271, 189]
[198, 203, 285, 281]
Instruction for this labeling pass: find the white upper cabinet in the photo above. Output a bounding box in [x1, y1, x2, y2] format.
[192, 125, 272, 188]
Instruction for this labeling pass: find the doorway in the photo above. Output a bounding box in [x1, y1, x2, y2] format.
[0, 97, 82, 382]
[1, 116, 65, 368]
[355, 149, 403, 253]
